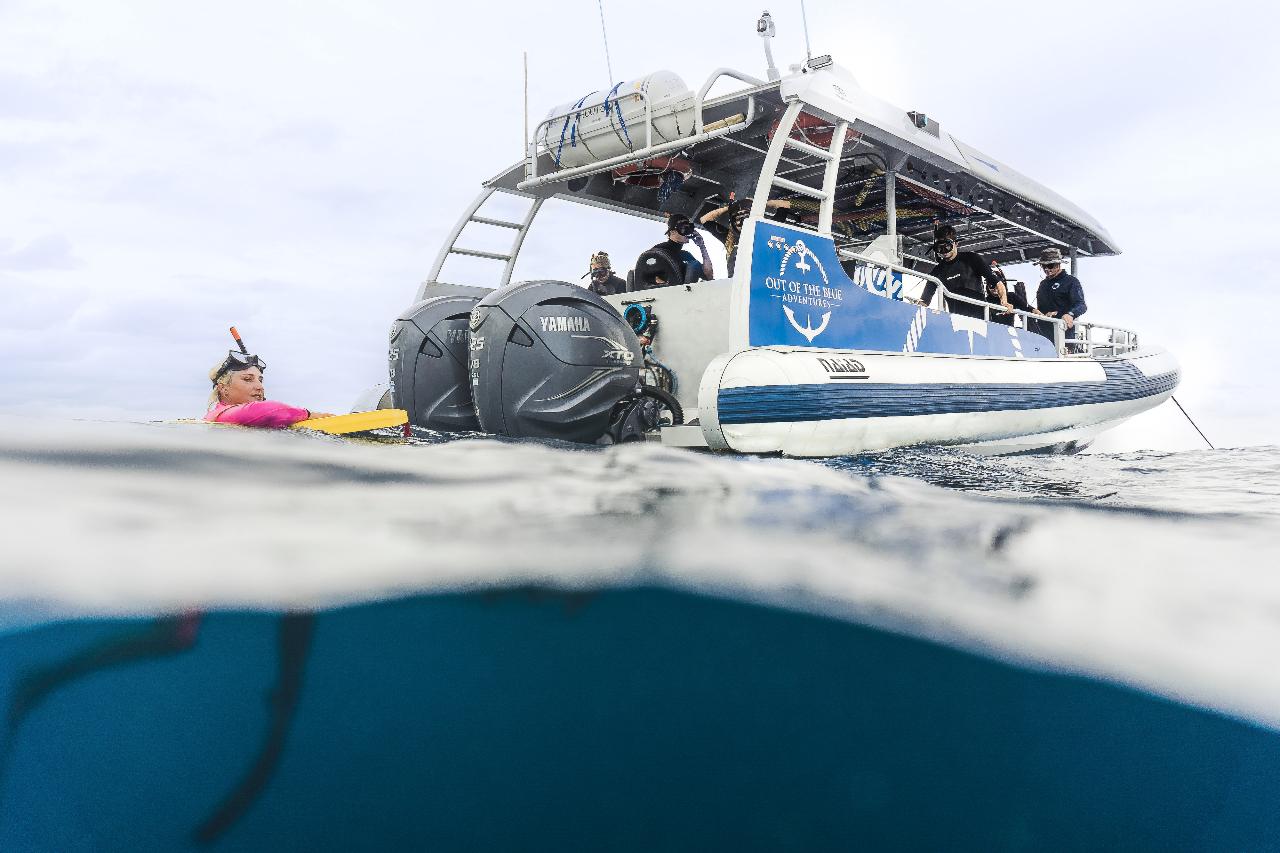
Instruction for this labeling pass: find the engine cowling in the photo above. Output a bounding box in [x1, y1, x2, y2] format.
[388, 294, 480, 432]
[468, 280, 643, 443]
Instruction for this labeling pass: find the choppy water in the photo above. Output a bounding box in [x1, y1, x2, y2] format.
[1, 417, 1279, 851]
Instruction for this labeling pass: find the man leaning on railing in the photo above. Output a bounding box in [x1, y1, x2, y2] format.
[1032, 248, 1087, 347]
[917, 224, 1009, 319]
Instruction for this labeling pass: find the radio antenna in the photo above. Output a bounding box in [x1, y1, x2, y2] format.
[799, 0, 812, 61]
[596, 0, 615, 84]
[523, 51, 529, 157]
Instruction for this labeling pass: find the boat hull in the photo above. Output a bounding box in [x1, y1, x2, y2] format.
[698, 346, 1179, 457]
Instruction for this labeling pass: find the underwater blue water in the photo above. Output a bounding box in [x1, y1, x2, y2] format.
[1, 418, 1278, 851]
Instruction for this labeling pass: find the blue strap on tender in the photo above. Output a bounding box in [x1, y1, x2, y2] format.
[604, 82, 634, 153]
[554, 93, 592, 168]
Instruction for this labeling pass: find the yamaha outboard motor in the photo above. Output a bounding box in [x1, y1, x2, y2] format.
[389, 294, 480, 431]
[469, 280, 645, 443]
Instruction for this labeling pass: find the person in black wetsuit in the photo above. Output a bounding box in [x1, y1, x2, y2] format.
[582, 251, 626, 296]
[634, 214, 714, 290]
[918, 225, 1007, 320]
[1031, 247, 1087, 342]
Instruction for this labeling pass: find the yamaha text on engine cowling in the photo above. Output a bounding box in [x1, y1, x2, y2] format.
[468, 281, 645, 443]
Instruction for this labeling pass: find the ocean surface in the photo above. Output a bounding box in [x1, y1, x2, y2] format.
[1, 416, 1278, 851]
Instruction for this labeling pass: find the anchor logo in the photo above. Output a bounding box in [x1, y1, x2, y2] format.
[778, 239, 828, 284]
[769, 235, 834, 342]
[783, 305, 831, 342]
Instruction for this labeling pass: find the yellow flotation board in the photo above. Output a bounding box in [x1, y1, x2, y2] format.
[290, 409, 409, 435]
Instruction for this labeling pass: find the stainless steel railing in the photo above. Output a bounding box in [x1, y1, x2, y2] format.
[842, 252, 1139, 358]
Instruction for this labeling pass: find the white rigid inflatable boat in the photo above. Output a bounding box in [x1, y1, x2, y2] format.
[381, 16, 1178, 457]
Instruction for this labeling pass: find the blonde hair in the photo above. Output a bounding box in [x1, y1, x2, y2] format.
[208, 360, 233, 408]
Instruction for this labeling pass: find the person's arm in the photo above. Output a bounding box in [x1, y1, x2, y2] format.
[700, 205, 729, 224]
[1066, 281, 1087, 321]
[688, 232, 714, 280]
[995, 280, 1011, 310]
[990, 269, 1013, 309]
[919, 281, 938, 308]
[700, 219, 730, 247]
[211, 401, 313, 428]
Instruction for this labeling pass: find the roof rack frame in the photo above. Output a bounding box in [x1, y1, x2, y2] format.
[518, 69, 769, 192]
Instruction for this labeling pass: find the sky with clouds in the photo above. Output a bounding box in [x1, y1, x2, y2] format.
[1, 0, 1275, 449]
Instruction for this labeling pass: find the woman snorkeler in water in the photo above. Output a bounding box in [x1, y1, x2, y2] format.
[204, 328, 332, 427]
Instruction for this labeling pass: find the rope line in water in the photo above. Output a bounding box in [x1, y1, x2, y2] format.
[1171, 395, 1215, 450]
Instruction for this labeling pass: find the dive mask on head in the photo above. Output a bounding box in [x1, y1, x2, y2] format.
[214, 349, 266, 382]
[933, 239, 956, 256]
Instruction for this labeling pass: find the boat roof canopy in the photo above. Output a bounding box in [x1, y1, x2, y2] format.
[488, 61, 1119, 270]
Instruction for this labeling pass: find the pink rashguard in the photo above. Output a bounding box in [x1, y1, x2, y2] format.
[205, 401, 311, 428]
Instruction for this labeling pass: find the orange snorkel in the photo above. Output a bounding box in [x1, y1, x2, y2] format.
[229, 326, 250, 355]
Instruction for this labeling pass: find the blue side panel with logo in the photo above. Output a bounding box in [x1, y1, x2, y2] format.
[850, 263, 903, 300]
[747, 222, 1054, 358]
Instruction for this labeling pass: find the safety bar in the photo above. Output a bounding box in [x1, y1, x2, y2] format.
[693, 68, 766, 133]
[840, 249, 1078, 355]
[783, 135, 834, 161]
[420, 186, 544, 300]
[771, 176, 828, 200]
[1064, 322, 1140, 357]
[837, 248, 944, 293]
[518, 112, 754, 191]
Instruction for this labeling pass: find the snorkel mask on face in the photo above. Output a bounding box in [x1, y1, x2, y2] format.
[666, 214, 696, 238]
[932, 222, 959, 258]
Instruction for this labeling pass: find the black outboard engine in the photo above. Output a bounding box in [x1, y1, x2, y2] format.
[388, 294, 480, 431]
[469, 280, 646, 443]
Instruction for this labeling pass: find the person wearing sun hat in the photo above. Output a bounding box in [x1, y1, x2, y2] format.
[1034, 247, 1087, 330]
[582, 251, 626, 297]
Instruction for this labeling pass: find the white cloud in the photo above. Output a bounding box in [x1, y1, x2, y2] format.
[0, 233, 78, 269]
